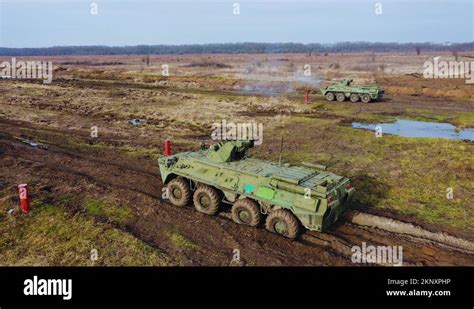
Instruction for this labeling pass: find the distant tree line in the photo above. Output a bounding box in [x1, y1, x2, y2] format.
[0, 42, 472, 56]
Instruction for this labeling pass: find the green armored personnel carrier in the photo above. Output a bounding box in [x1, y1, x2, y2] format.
[320, 79, 384, 103]
[158, 140, 354, 239]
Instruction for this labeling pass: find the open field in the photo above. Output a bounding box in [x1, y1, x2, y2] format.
[0, 52, 473, 266]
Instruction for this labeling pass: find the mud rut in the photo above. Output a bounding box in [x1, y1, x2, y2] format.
[1, 119, 472, 266]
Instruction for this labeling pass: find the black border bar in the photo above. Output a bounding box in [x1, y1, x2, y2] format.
[0, 267, 472, 306]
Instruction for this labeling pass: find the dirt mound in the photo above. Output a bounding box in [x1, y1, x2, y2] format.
[346, 210, 474, 253]
[184, 61, 232, 69]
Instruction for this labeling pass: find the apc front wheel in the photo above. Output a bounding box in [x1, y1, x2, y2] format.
[193, 185, 221, 215]
[167, 178, 191, 207]
[231, 198, 262, 227]
[361, 94, 371, 103]
[265, 209, 300, 239]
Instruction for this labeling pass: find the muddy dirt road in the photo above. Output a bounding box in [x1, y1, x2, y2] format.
[1, 118, 472, 266]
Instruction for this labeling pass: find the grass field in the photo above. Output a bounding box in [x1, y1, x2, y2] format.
[0, 51, 472, 265]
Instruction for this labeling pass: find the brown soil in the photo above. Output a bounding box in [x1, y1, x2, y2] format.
[0, 53, 472, 266]
[1, 118, 472, 266]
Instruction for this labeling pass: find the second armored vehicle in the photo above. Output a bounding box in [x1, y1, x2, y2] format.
[320, 79, 384, 103]
[158, 140, 354, 239]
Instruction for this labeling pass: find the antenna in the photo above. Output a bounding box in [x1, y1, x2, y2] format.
[278, 135, 283, 167]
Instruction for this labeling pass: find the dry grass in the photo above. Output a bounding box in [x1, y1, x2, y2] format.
[0, 202, 171, 266]
[0, 51, 472, 254]
[257, 115, 474, 234]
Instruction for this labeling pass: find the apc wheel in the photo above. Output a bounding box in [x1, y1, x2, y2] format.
[325, 92, 335, 101]
[336, 93, 346, 102]
[193, 185, 221, 215]
[265, 209, 300, 239]
[167, 178, 191, 207]
[231, 198, 262, 227]
[361, 94, 371, 103]
[350, 93, 360, 102]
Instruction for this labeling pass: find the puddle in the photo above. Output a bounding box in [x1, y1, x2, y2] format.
[352, 119, 474, 141]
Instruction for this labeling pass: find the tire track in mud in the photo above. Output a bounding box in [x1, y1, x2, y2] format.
[1, 135, 472, 265]
[8, 133, 474, 255]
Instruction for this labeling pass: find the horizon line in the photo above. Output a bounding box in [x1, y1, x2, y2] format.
[1, 41, 473, 49]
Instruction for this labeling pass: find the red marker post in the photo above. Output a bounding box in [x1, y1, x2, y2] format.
[18, 184, 31, 214]
[164, 139, 171, 157]
[304, 91, 310, 104]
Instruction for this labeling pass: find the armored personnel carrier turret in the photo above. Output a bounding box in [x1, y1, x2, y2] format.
[158, 140, 354, 239]
[320, 79, 384, 103]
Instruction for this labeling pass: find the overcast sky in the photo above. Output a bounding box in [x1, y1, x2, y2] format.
[0, 0, 472, 48]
